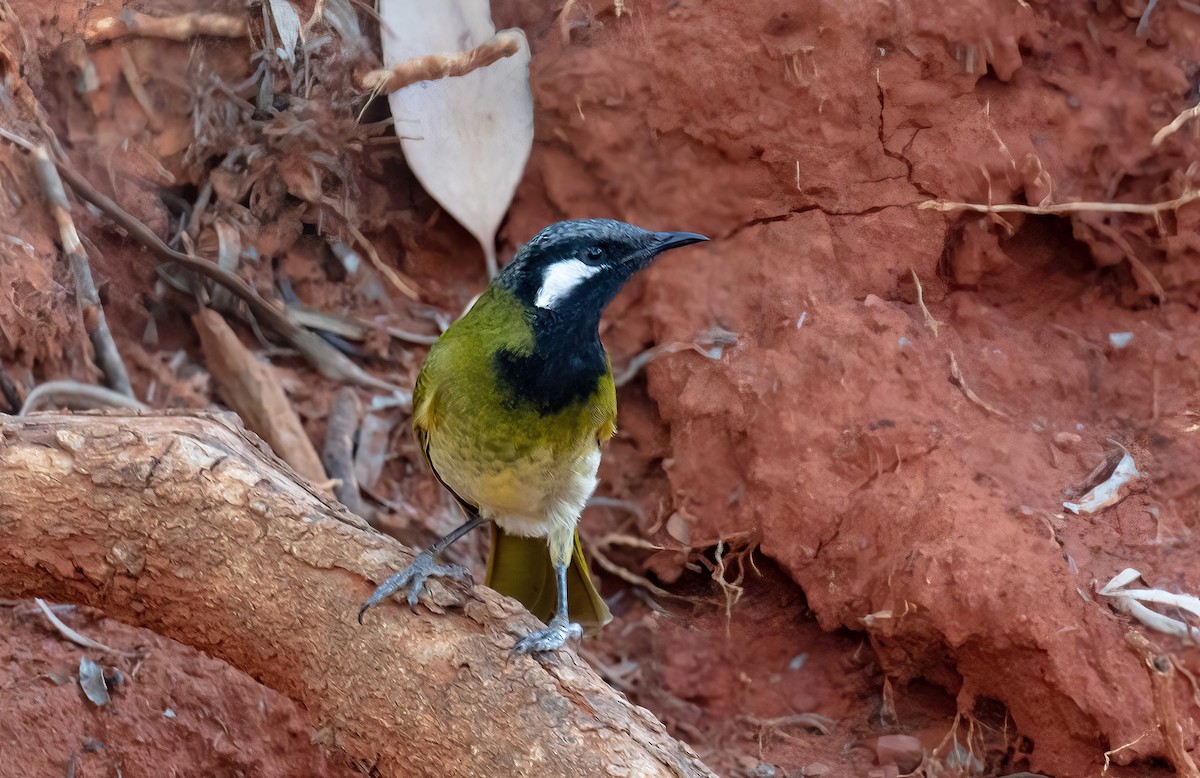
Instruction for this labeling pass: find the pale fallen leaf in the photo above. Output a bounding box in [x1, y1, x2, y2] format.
[1063, 450, 1141, 515]
[79, 657, 110, 706]
[380, 0, 534, 277]
[1100, 568, 1200, 643]
[268, 0, 301, 63]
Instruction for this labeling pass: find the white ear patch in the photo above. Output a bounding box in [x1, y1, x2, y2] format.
[535, 258, 601, 309]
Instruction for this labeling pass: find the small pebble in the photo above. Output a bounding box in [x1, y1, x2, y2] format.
[1053, 432, 1082, 450]
[1109, 332, 1133, 349]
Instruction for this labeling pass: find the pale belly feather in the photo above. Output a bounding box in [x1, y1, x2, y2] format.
[427, 426, 601, 547]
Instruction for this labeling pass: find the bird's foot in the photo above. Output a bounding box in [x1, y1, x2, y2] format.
[510, 616, 583, 656]
[357, 553, 472, 623]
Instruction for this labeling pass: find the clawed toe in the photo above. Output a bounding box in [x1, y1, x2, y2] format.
[510, 618, 583, 656]
[358, 553, 473, 623]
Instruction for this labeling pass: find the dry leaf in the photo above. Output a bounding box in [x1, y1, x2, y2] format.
[379, 0, 534, 277]
[1063, 450, 1141, 515]
[268, 0, 302, 62]
[1100, 568, 1200, 642]
[79, 657, 110, 706]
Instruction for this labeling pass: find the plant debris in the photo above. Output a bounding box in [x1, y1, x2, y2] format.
[194, 308, 327, 483]
[78, 657, 111, 706]
[1063, 449, 1141, 515]
[1101, 569, 1200, 642]
[379, 1, 534, 276]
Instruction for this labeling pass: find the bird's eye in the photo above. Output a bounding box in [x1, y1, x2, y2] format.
[584, 246, 604, 263]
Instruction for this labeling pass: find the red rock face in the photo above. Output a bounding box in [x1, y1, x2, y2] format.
[497, 0, 1200, 774]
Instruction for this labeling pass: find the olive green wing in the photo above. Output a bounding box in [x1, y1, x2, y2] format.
[594, 365, 618, 443]
[412, 362, 481, 520]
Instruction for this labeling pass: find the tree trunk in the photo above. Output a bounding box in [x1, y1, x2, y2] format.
[0, 412, 713, 778]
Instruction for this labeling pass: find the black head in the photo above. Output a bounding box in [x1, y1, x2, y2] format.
[496, 219, 707, 324]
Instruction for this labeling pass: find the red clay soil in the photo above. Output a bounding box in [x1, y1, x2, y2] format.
[0, 0, 1199, 776]
[0, 600, 357, 777]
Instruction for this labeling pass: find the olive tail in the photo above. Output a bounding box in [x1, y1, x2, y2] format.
[485, 525, 612, 633]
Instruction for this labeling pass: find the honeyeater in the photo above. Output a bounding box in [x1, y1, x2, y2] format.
[357, 218, 707, 653]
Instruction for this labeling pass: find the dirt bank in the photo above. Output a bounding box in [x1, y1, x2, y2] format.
[0, 0, 1197, 775]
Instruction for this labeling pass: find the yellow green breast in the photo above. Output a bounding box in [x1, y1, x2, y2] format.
[412, 286, 616, 519]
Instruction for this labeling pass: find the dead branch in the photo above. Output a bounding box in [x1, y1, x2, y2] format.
[84, 11, 247, 44]
[194, 308, 327, 484]
[31, 145, 135, 399]
[323, 386, 365, 516]
[357, 31, 521, 94]
[0, 412, 714, 778]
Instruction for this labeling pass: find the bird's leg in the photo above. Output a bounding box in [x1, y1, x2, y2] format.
[511, 558, 583, 655]
[358, 515, 485, 623]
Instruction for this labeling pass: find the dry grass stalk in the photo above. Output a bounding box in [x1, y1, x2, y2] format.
[911, 269, 939, 338]
[920, 189, 1200, 216]
[344, 222, 420, 301]
[1086, 219, 1166, 301]
[194, 308, 328, 484]
[948, 351, 1009, 420]
[589, 541, 695, 604]
[1152, 104, 1200, 147]
[33, 599, 138, 657]
[357, 31, 522, 95]
[116, 46, 161, 131]
[85, 11, 247, 44]
[31, 145, 135, 399]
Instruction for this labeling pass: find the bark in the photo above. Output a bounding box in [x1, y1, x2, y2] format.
[0, 412, 713, 778]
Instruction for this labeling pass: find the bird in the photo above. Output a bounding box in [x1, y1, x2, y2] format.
[357, 218, 708, 653]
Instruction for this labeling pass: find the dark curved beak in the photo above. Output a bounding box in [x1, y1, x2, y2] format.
[653, 231, 709, 252]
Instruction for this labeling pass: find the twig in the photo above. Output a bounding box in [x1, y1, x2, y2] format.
[589, 543, 695, 604]
[323, 387, 365, 516]
[948, 351, 1009, 420]
[33, 598, 137, 657]
[31, 145, 135, 399]
[85, 11, 247, 44]
[614, 329, 737, 387]
[1152, 104, 1200, 147]
[911, 269, 939, 338]
[20, 380, 149, 415]
[919, 189, 1199, 216]
[357, 31, 521, 94]
[116, 46, 161, 131]
[733, 713, 836, 738]
[344, 222, 420, 301]
[1125, 631, 1200, 778]
[1086, 219, 1166, 301]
